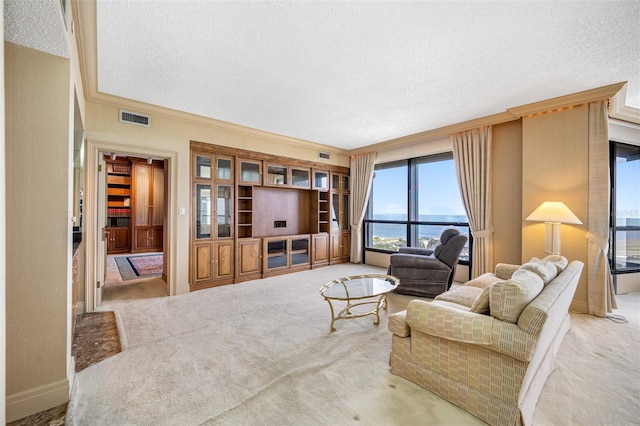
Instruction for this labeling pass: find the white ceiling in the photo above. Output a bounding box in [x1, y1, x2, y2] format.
[6, 1, 640, 151]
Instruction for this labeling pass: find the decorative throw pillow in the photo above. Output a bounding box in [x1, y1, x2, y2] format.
[543, 255, 569, 273]
[519, 260, 558, 284]
[495, 263, 521, 280]
[489, 269, 544, 323]
[468, 285, 491, 314]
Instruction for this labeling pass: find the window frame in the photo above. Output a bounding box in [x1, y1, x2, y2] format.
[609, 141, 640, 282]
[363, 153, 471, 267]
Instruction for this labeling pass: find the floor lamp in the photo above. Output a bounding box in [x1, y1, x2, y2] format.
[525, 201, 582, 255]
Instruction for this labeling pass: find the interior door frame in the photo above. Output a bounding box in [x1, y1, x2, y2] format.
[84, 139, 176, 312]
[96, 153, 107, 306]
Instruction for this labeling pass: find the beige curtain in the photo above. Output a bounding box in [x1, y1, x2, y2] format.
[587, 100, 617, 317]
[451, 126, 493, 278]
[349, 152, 377, 263]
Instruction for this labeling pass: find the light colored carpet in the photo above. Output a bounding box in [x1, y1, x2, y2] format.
[66, 264, 640, 425]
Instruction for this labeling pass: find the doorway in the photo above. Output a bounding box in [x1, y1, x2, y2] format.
[85, 142, 175, 312]
[102, 154, 167, 299]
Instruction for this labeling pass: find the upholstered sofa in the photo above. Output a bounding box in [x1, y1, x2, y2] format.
[388, 256, 584, 426]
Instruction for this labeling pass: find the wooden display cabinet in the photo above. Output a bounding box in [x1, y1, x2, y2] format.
[191, 152, 235, 290]
[190, 141, 349, 291]
[131, 159, 165, 253]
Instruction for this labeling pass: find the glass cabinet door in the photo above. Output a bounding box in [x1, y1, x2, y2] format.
[216, 185, 232, 238]
[217, 157, 232, 181]
[290, 236, 310, 266]
[196, 184, 211, 239]
[239, 160, 262, 184]
[266, 164, 288, 186]
[332, 193, 340, 232]
[313, 170, 329, 190]
[342, 175, 350, 192]
[342, 193, 350, 232]
[291, 167, 310, 189]
[266, 238, 288, 270]
[195, 155, 211, 179]
[332, 173, 340, 191]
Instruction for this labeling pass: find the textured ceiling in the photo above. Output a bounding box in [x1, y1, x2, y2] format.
[4, 0, 69, 59]
[17, 1, 640, 151]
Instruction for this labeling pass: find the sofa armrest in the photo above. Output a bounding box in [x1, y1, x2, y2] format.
[405, 300, 538, 361]
[398, 247, 434, 256]
[406, 300, 494, 345]
[388, 311, 410, 337]
[389, 253, 449, 270]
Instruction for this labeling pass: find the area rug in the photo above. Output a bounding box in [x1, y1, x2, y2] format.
[115, 254, 163, 280]
[72, 311, 122, 373]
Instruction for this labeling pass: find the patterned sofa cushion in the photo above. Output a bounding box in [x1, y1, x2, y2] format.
[434, 285, 483, 308]
[489, 269, 544, 323]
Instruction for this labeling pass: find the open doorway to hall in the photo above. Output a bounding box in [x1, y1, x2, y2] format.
[101, 153, 168, 301]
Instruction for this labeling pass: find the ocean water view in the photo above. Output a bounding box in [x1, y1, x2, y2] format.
[369, 214, 469, 238]
[367, 214, 470, 258]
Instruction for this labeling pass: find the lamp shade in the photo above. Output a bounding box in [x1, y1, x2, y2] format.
[525, 201, 582, 224]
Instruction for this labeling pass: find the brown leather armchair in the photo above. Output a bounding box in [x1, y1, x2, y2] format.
[388, 228, 467, 298]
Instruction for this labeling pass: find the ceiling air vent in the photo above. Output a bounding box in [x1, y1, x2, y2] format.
[119, 109, 151, 127]
[318, 152, 330, 160]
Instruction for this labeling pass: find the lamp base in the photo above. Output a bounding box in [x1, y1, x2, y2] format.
[544, 222, 561, 255]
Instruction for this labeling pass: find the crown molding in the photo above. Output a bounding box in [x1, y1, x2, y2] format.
[609, 83, 640, 125]
[350, 111, 516, 155]
[507, 82, 626, 118]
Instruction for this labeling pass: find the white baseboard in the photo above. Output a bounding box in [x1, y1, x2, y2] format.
[6, 378, 70, 423]
[77, 301, 86, 315]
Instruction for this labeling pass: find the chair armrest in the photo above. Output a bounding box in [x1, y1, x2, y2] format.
[406, 300, 493, 345]
[398, 247, 434, 256]
[389, 254, 449, 270]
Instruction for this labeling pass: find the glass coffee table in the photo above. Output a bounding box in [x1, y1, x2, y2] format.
[319, 274, 399, 332]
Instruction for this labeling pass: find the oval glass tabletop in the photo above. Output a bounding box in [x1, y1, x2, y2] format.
[320, 274, 399, 300]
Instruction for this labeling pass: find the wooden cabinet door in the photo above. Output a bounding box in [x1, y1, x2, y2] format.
[311, 233, 329, 267]
[193, 242, 214, 284]
[132, 161, 164, 252]
[237, 238, 262, 278]
[330, 233, 342, 262]
[113, 228, 131, 251]
[341, 232, 351, 261]
[213, 241, 234, 281]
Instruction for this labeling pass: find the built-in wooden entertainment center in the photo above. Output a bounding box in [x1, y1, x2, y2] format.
[190, 141, 350, 291]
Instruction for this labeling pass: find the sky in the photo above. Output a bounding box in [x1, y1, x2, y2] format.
[371, 159, 466, 218]
[371, 155, 639, 221]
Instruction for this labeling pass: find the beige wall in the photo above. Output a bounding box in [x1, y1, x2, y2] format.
[83, 102, 351, 299]
[522, 105, 590, 311]
[492, 119, 523, 265]
[5, 42, 71, 421]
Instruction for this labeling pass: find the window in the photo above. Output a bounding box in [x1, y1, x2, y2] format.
[610, 142, 640, 276]
[365, 153, 470, 263]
